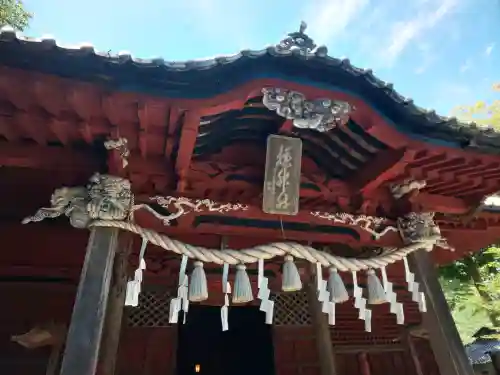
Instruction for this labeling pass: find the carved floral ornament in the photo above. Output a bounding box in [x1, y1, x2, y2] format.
[261, 88, 353, 132]
[22, 169, 451, 332]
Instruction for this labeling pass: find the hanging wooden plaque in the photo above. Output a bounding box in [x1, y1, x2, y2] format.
[263, 135, 302, 215]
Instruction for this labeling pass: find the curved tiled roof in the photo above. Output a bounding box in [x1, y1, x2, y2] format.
[466, 340, 500, 364]
[1, 23, 499, 153]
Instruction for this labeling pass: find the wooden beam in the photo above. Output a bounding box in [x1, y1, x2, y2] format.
[175, 110, 201, 193]
[46, 339, 64, 375]
[408, 250, 474, 375]
[405, 333, 424, 375]
[358, 352, 371, 375]
[306, 265, 337, 375]
[333, 344, 404, 354]
[59, 227, 119, 375]
[0, 143, 475, 215]
[0, 143, 102, 171]
[133, 201, 401, 247]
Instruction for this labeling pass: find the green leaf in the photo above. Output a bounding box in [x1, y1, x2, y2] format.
[0, 0, 32, 31]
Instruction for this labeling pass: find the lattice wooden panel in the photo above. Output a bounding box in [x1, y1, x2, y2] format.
[127, 290, 174, 328]
[271, 292, 311, 326]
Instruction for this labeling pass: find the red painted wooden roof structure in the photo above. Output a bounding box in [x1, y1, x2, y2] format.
[0, 24, 499, 364]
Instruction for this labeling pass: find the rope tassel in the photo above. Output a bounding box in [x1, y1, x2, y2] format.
[189, 261, 208, 302]
[232, 264, 253, 304]
[367, 269, 387, 305]
[282, 255, 302, 292]
[327, 268, 349, 303]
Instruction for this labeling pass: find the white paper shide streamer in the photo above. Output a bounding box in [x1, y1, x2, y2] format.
[125, 238, 148, 307]
[316, 263, 335, 326]
[169, 255, 189, 324]
[352, 271, 371, 332]
[403, 257, 427, 313]
[381, 266, 404, 324]
[221, 263, 231, 331]
[258, 259, 274, 325]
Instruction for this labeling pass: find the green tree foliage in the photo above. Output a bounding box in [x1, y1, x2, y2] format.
[440, 246, 500, 343]
[452, 84, 500, 129]
[0, 0, 32, 31]
[441, 83, 500, 343]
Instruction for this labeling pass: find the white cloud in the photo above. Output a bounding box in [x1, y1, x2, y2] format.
[381, 0, 459, 67]
[485, 43, 495, 56]
[460, 59, 472, 73]
[304, 0, 371, 46]
[414, 43, 436, 74]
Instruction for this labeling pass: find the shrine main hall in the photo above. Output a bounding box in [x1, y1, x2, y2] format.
[0, 22, 498, 375]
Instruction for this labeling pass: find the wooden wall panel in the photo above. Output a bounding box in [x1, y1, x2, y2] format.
[413, 338, 441, 375]
[0, 282, 76, 374]
[336, 353, 361, 374]
[273, 327, 319, 375]
[116, 326, 177, 375]
[0, 281, 441, 375]
[367, 351, 417, 375]
[272, 326, 441, 375]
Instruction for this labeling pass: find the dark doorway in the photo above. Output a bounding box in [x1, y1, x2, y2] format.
[176, 305, 275, 375]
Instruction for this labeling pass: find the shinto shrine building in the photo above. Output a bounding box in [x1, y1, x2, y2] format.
[1, 22, 499, 375]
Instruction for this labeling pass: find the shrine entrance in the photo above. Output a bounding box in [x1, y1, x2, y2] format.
[176, 305, 275, 375]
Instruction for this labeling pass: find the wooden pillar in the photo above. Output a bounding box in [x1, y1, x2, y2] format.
[490, 352, 500, 374]
[409, 249, 474, 375]
[405, 333, 424, 375]
[306, 266, 337, 375]
[358, 352, 371, 375]
[60, 227, 120, 375]
[46, 340, 64, 375]
[97, 234, 133, 375]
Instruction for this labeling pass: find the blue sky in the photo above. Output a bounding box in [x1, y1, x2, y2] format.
[23, 0, 500, 115]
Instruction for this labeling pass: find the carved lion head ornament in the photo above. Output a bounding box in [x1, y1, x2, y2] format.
[22, 173, 133, 229]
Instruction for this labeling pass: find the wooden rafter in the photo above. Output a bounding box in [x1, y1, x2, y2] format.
[349, 148, 416, 196]
[175, 110, 201, 193]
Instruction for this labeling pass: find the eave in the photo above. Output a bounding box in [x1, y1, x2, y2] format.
[1, 26, 499, 154]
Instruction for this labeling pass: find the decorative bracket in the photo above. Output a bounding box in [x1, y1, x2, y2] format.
[104, 138, 130, 169]
[390, 179, 427, 200]
[397, 212, 452, 251]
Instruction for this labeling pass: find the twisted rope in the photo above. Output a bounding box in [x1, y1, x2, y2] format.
[91, 220, 437, 272]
